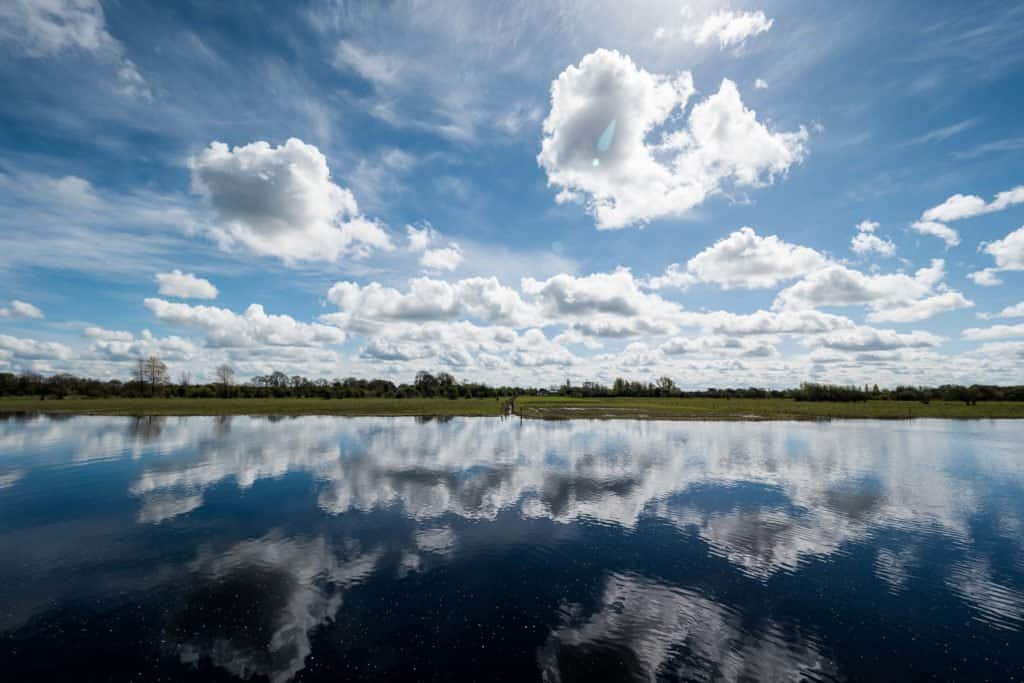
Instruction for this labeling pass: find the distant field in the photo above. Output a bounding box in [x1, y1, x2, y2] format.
[2, 395, 1024, 420]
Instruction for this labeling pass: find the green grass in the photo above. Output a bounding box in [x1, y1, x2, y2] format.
[1, 396, 1023, 420]
[0, 397, 506, 417]
[513, 396, 1024, 420]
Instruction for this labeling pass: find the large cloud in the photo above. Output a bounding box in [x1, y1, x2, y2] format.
[322, 260, 866, 375]
[190, 139, 393, 263]
[144, 298, 345, 348]
[647, 227, 828, 290]
[538, 49, 807, 229]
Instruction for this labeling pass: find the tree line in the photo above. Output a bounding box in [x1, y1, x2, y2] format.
[1, 358, 1023, 404]
[0, 363, 535, 400]
[789, 382, 1024, 404]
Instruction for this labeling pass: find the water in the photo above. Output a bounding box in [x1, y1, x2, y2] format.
[1, 415, 1023, 681]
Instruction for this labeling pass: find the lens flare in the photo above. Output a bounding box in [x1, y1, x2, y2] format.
[592, 118, 616, 167]
[597, 118, 616, 153]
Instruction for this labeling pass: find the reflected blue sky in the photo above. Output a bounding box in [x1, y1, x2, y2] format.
[1, 415, 1023, 680]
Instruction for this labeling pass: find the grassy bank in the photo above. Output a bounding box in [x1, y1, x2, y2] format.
[0, 397, 506, 417]
[514, 396, 1024, 420]
[2, 396, 1024, 419]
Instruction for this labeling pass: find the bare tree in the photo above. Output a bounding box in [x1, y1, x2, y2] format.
[143, 356, 168, 397]
[215, 364, 235, 398]
[133, 358, 147, 396]
[178, 371, 192, 387]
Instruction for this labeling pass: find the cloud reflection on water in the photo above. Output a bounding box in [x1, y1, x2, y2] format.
[172, 532, 380, 683]
[87, 415, 1018, 579]
[2, 414, 1023, 680]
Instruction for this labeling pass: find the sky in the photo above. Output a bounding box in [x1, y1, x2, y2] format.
[1, 0, 1023, 389]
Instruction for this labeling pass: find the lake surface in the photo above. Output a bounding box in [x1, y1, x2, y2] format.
[1, 415, 1023, 681]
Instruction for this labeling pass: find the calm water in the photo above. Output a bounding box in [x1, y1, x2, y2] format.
[1, 415, 1023, 681]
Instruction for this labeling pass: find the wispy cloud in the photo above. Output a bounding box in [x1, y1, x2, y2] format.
[954, 136, 1024, 160]
[903, 118, 978, 146]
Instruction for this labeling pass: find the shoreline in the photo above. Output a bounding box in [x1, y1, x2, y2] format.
[2, 397, 1024, 420]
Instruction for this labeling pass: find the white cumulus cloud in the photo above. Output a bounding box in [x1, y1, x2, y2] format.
[773, 260, 969, 322]
[867, 291, 973, 323]
[851, 220, 896, 256]
[922, 185, 1024, 222]
[406, 224, 435, 253]
[419, 245, 464, 272]
[0, 334, 72, 360]
[326, 277, 538, 328]
[523, 268, 680, 321]
[86, 327, 200, 361]
[981, 226, 1024, 270]
[910, 220, 960, 247]
[968, 269, 1003, 287]
[155, 270, 218, 299]
[190, 139, 393, 264]
[144, 298, 345, 348]
[538, 49, 806, 229]
[648, 226, 828, 290]
[978, 302, 1024, 320]
[967, 226, 1024, 287]
[405, 224, 463, 271]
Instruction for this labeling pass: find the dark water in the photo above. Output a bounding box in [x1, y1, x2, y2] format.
[1, 415, 1023, 681]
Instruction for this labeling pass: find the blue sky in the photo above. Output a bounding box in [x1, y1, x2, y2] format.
[1, 0, 1023, 388]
